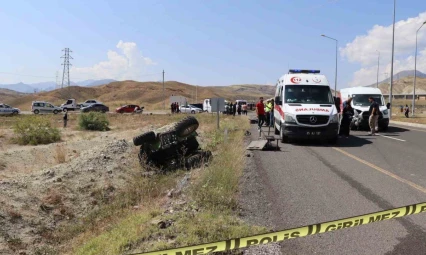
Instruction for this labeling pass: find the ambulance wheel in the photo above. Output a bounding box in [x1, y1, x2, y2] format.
[280, 127, 289, 143]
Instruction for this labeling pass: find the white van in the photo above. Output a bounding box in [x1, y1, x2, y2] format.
[339, 87, 389, 131]
[273, 69, 340, 143]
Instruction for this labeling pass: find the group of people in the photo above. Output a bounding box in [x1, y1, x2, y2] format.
[225, 102, 248, 116]
[255, 97, 274, 129]
[338, 96, 381, 137]
[170, 102, 181, 114]
[254, 95, 382, 137]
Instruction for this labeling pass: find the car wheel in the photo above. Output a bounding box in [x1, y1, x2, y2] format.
[12, 111, 19, 115]
[34, 109, 39, 114]
[63, 108, 68, 112]
[53, 110, 58, 114]
[191, 110, 195, 114]
[280, 126, 289, 143]
[119, 110, 124, 114]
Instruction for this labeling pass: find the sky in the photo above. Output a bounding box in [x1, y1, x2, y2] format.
[0, 0, 425, 90]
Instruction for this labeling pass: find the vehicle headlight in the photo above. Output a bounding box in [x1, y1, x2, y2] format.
[383, 109, 388, 115]
[284, 113, 296, 123]
[329, 114, 339, 123]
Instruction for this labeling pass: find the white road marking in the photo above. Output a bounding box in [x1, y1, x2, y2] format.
[377, 134, 406, 142]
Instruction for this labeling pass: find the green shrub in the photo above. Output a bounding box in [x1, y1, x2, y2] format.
[12, 116, 61, 145]
[78, 112, 110, 131]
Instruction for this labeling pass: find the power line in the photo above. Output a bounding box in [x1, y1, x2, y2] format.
[61, 48, 73, 88]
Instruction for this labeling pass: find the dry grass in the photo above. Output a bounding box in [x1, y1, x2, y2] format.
[68, 115, 266, 255]
[7, 208, 22, 220]
[0, 160, 6, 171]
[42, 189, 63, 206]
[54, 144, 67, 164]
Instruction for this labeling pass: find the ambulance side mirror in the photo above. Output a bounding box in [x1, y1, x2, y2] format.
[386, 103, 390, 109]
[275, 96, 282, 106]
[334, 97, 341, 112]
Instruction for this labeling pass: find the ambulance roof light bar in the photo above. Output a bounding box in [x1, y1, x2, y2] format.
[289, 69, 320, 74]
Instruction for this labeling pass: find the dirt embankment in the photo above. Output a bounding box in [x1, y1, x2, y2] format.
[0, 118, 161, 254]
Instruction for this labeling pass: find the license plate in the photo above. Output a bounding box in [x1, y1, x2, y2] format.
[307, 131, 321, 135]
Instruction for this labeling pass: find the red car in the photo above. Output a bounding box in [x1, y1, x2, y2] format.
[115, 104, 143, 113]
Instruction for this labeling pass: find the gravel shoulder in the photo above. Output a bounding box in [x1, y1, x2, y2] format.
[238, 125, 282, 255]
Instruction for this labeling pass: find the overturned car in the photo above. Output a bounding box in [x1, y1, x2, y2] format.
[133, 116, 212, 171]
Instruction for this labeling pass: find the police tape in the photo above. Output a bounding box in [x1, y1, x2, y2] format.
[132, 202, 426, 255]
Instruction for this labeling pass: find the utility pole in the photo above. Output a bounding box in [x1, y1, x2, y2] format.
[61, 48, 73, 89]
[55, 71, 59, 89]
[389, 0, 396, 119]
[412, 21, 426, 116]
[163, 70, 165, 110]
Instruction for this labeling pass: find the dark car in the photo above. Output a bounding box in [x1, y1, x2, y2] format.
[116, 104, 142, 113]
[81, 103, 109, 113]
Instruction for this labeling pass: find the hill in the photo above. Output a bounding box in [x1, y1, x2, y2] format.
[0, 79, 117, 93]
[3, 81, 276, 110]
[0, 88, 27, 102]
[375, 76, 426, 95]
[366, 70, 426, 88]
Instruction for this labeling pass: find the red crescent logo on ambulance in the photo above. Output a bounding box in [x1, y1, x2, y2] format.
[290, 77, 302, 84]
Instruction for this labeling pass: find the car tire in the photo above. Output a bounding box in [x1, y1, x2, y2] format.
[12, 111, 19, 115]
[34, 110, 39, 114]
[119, 110, 124, 114]
[133, 131, 156, 146]
[53, 110, 58, 114]
[174, 116, 199, 139]
[280, 126, 289, 143]
[191, 110, 195, 114]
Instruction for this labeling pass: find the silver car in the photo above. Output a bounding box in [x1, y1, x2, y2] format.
[0, 103, 20, 115]
[31, 101, 62, 114]
[179, 105, 203, 114]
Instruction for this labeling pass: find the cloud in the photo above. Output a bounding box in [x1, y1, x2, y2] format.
[70, 40, 157, 81]
[341, 12, 426, 87]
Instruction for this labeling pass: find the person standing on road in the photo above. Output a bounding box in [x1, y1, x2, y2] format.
[232, 103, 237, 116]
[237, 103, 242, 115]
[242, 103, 248, 115]
[256, 97, 266, 130]
[268, 99, 274, 127]
[339, 98, 354, 138]
[404, 104, 410, 118]
[368, 97, 379, 136]
[63, 110, 68, 128]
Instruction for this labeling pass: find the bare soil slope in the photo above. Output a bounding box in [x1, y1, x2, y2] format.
[4, 81, 276, 110]
[0, 88, 27, 103]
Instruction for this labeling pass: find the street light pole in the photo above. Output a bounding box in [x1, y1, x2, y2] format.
[321, 34, 338, 97]
[389, 0, 396, 120]
[376, 50, 380, 88]
[412, 21, 426, 116]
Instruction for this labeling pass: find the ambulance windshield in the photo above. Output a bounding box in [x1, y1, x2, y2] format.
[284, 85, 333, 104]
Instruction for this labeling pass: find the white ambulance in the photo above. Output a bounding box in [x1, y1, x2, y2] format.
[273, 69, 340, 143]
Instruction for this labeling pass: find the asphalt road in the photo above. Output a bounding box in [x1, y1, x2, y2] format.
[248, 122, 426, 255]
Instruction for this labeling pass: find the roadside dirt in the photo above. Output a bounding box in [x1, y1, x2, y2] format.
[0, 123, 164, 254]
[238, 124, 282, 255]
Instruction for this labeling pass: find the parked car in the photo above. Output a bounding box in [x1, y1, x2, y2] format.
[79, 99, 103, 108]
[80, 103, 109, 113]
[31, 101, 62, 114]
[116, 104, 144, 113]
[180, 105, 203, 114]
[60, 98, 81, 111]
[0, 103, 20, 115]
